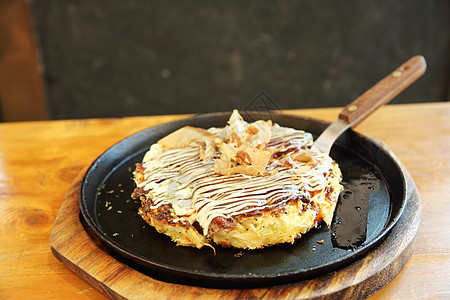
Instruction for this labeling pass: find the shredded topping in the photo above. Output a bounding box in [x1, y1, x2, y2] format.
[136, 110, 337, 235]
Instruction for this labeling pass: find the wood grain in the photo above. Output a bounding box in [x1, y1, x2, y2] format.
[0, 103, 449, 299]
[50, 152, 420, 299]
[339, 55, 427, 126]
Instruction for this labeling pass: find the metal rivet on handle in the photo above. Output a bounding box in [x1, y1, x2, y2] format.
[348, 105, 358, 112]
[392, 71, 403, 78]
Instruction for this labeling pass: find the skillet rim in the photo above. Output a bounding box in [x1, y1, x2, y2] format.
[79, 111, 407, 285]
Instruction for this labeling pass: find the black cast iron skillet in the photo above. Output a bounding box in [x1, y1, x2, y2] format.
[79, 111, 407, 289]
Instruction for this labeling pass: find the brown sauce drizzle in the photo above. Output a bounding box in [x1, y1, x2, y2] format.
[138, 123, 338, 234]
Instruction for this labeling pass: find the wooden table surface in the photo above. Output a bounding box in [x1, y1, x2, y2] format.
[1, 102, 449, 299]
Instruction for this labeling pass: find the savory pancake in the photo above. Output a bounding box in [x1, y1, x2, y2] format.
[131, 110, 343, 250]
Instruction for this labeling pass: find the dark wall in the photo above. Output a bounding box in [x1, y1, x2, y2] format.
[32, 0, 450, 119]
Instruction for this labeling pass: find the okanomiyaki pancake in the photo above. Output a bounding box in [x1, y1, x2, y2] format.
[131, 110, 343, 251]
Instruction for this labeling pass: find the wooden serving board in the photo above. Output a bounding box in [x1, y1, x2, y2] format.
[50, 156, 421, 299]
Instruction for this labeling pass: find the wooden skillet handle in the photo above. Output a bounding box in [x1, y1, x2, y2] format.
[339, 55, 427, 127]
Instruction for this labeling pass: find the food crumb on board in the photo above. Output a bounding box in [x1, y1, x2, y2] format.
[234, 252, 244, 258]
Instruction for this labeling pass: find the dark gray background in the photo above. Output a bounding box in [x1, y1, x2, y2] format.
[31, 0, 449, 119]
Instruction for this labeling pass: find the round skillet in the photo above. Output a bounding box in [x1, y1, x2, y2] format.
[79, 111, 406, 289]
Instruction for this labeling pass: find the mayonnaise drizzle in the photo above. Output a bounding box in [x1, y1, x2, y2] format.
[137, 123, 335, 235]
